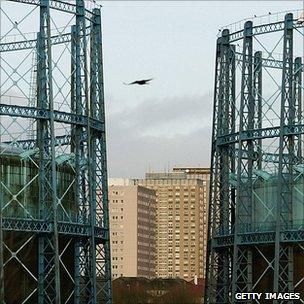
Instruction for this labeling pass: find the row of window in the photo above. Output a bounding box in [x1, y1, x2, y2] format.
[112, 240, 124, 244]
[111, 198, 124, 203]
[112, 257, 123, 261]
[112, 216, 123, 220]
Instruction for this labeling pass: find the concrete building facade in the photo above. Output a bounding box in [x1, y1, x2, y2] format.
[134, 168, 210, 281]
[108, 180, 156, 279]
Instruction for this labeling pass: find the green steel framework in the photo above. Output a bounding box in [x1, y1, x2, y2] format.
[0, 0, 112, 303]
[205, 12, 304, 304]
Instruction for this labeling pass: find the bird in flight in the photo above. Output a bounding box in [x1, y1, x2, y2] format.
[123, 78, 153, 86]
[297, 11, 304, 24]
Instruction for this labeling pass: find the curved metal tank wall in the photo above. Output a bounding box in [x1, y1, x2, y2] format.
[251, 176, 304, 299]
[0, 147, 76, 303]
[252, 176, 304, 231]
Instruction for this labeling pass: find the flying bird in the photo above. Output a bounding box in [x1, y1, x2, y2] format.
[123, 78, 153, 86]
[297, 11, 304, 24]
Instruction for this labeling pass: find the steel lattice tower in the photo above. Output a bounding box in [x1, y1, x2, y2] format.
[205, 11, 304, 304]
[0, 0, 112, 303]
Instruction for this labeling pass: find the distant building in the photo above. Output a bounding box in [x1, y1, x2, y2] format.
[172, 167, 210, 181]
[108, 180, 156, 278]
[134, 167, 210, 281]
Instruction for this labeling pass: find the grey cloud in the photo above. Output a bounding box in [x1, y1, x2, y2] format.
[107, 92, 213, 136]
[107, 126, 212, 178]
[106, 94, 213, 178]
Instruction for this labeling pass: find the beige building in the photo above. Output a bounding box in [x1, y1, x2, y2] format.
[108, 179, 156, 279]
[134, 167, 210, 281]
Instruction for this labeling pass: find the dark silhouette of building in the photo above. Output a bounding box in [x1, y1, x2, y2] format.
[112, 277, 204, 304]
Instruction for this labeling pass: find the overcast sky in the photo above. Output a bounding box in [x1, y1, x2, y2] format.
[100, 1, 302, 178]
[0, 1, 302, 178]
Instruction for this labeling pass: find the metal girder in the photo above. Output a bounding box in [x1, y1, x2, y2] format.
[0, 27, 91, 53]
[90, 8, 112, 304]
[274, 13, 295, 302]
[8, 0, 94, 20]
[216, 124, 304, 146]
[217, 30, 234, 304]
[228, 20, 304, 43]
[293, 57, 302, 160]
[235, 149, 303, 164]
[0, 217, 105, 239]
[232, 21, 255, 303]
[234, 51, 304, 70]
[253, 51, 262, 169]
[5, 134, 71, 150]
[205, 35, 225, 304]
[36, 1, 61, 302]
[0, 32, 70, 53]
[205, 29, 236, 304]
[214, 231, 304, 248]
[70, 1, 111, 302]
[0, 103, 103, 131]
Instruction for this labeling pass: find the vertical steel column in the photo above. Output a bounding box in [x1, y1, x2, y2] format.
[229, 44, 236, 246]
[90, 8, 112, 304]
[205, 29, 235, 304]
[75, 0, 97, 302]
[37, 0, 60, 302]
[253, 51, 263, 169]
[217, 30, 234, 304]
[293, 57, 302, 160]
[274, 13, 294, 303]
[205, 36, 225, 304]
[46, 2, 61, 302]
[71, 23, 82, 304]
[87, 6, 98, 304]
[37, 22, 48, 304]
[232, 21, 254, 303]
[219, 31, 231, 236]
[37, 28, 48, 303]
[227, 44, 236, 238]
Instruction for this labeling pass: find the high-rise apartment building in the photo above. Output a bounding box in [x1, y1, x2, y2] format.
[134, 168, 210, 281]
[108, 179, 156, 279]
